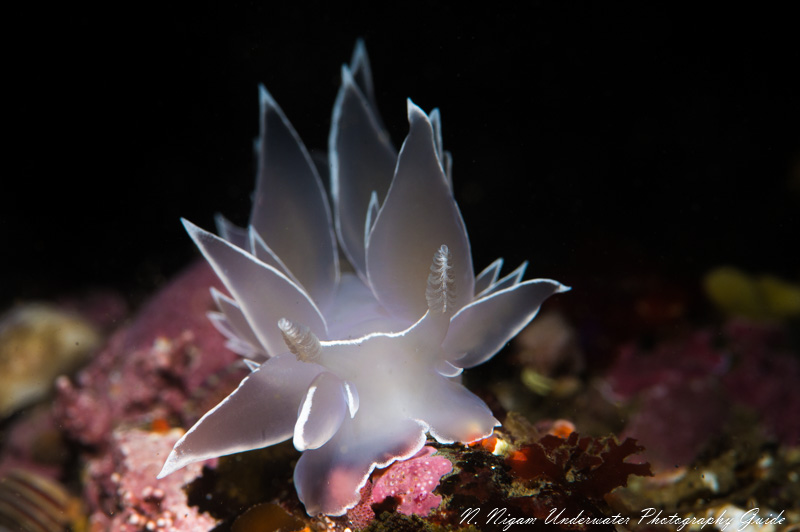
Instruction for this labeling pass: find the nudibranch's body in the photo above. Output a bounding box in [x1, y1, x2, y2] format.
[158, 41, 567, 516]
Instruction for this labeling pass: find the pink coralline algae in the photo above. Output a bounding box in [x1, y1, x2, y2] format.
[720, 319, 800, 446]
[604, 317, 800, 469]
[606, 330, 726, 401]
[84, 428, 217, 531]
[371, 446, 452, 516]
[54, 261, 243, 449]
[345, 446, 452, 526]
[37, 262, 246, 528]
[345, 483, 376, 529]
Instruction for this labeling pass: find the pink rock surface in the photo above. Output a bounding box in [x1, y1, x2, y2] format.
[85, 428, 217, 531]
[605, 317, 800, 469]
[621, 380, 725, 468]
[39, 261, 248, 528]
[371, 446, 452, 517]
[54, 261, 244, 449]
[345, 482, 375, 529]
[606, 330, 725, 401]
[721, 319, 800, 446]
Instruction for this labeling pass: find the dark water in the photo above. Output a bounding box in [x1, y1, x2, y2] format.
[5, 4, 798, 307]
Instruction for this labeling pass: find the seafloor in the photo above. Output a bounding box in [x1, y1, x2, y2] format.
[1, 258, 798, 531]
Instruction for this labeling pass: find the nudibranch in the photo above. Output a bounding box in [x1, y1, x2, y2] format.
[158, 41, 568, 516]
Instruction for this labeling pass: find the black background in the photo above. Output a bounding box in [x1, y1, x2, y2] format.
[5, 3, 798, 309]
